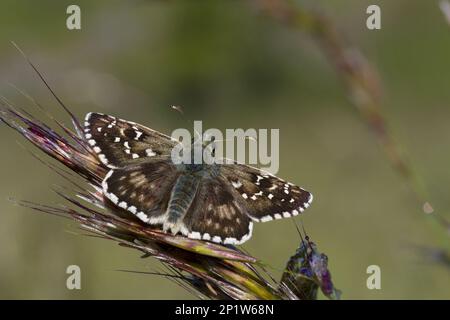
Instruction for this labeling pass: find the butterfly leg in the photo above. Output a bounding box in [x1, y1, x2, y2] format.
[163, 174, 200, 235]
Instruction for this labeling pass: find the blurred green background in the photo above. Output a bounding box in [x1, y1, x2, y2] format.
[0, 0, 449, 299]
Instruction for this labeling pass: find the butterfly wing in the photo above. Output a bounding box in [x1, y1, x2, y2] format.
[182, 176, 253, 245]
[102, 160, 180, 224]
[220, 163, 313, 222]
[86, 112, 312, 245]
[84, 112, 178, 168]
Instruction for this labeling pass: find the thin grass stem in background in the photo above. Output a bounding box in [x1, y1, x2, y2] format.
[252, 0, 449, 264]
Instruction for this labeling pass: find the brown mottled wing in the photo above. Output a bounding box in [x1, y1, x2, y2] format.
[182, 176, 253, 245]
[220, 163, 313, 222]
[84, 112, 178, 168]
[102, 160, 179, 223]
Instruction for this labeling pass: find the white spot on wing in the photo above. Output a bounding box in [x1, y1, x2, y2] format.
[85, 113, 92, 122]
[118, 201, 127, 209]
[188, 232, 201, 240]
[202, 233, 211, 241]
[260, 216, 273, 222]
[135, 131, 143, 140]
[146, 149, 156, 157]
[98, 154, 108, 164]
[137, 211, 149, 222]
[224, 237, 237, 245]
[231, 180, 242, 189]
[128, 206, 137, 214]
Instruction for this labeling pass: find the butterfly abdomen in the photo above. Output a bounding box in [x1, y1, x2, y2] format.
[166, 174, 200, 223]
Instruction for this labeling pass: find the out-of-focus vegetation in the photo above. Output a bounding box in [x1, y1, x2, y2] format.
[0, 0, 449, 299]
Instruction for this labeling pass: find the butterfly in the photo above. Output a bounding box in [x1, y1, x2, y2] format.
[83, 112, 313, 245]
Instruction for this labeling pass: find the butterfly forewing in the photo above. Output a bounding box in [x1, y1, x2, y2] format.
[84, 112, 178, 168]
[220, 163, 313, 222]
[182, 177, 253, 245]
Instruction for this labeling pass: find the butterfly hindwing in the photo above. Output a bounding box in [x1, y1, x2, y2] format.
[182, 176, 253, 245]
[220, 163, 313, 222]
[102, 160, 179, 224]
[84, 112, 178, 168]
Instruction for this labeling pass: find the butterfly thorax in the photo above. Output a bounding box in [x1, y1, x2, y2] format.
[182, 162, 220, 177]
[176, 140, 220, 178]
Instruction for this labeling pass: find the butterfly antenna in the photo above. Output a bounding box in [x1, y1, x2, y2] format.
[212, 136, 257, 144]
[210, 136, 257, 155]
[10, 41, 84, 136]
[170, 105, 202, 143]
